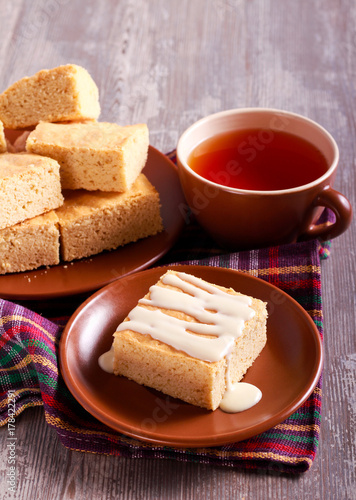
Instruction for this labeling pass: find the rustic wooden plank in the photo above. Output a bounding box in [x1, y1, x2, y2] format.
[0, 0, 355, 499]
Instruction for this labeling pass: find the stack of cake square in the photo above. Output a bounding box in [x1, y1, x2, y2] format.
[0, 64, 163, 274]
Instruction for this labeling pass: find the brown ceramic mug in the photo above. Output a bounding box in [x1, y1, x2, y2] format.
[176, 108, 352, 250]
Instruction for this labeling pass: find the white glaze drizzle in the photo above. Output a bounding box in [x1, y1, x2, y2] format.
[115, 272, 255, 362]
[99, 271, 263, 413]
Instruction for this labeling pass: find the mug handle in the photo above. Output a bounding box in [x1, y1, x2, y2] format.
[303, 186, 353, 241]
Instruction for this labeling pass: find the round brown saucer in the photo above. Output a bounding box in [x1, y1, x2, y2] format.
[59, 264, 323, 447]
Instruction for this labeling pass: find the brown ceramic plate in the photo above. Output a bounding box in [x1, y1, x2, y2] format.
[59, 264, 323, 448]
[0, 147, 185, 300]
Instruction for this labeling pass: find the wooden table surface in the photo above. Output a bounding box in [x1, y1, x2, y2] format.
[0, 1, 355, 499]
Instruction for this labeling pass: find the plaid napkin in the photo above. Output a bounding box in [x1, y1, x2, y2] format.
[0, 211, 332, 473]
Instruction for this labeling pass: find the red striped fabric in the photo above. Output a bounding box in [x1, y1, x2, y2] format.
[0, 231, 330, 474]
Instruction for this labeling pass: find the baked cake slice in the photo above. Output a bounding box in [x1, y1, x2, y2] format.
[55, 173, 163, 261]
[0, 64, 100, 129]
[26, 121, 149, 192]
[0, 211, 59, 274]
[112, 270, 267, 411]
[0, 153, 64, 230]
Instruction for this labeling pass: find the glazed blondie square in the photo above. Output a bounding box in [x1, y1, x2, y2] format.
[113, 270, 267, 411]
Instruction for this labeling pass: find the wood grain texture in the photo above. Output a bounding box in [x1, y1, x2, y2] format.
[0, 0, 355, 499]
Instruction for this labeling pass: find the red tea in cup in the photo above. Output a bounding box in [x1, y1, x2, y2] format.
[177, 108, 352, 249]
[187, 128, 329, 191]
